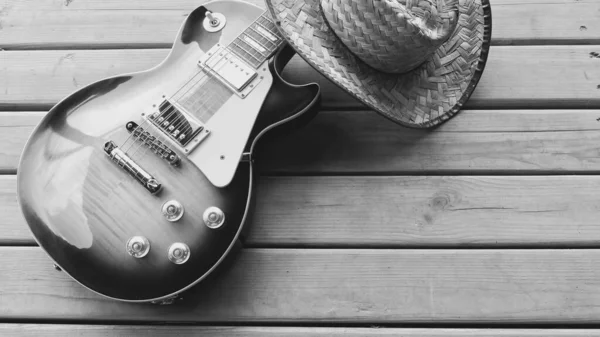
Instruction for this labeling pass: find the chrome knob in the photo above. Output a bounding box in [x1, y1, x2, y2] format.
[203, 206, 225, 229]
[162, 200, 184, 222]
[168, 243, 190, 264]
[126, 236, 150, 258]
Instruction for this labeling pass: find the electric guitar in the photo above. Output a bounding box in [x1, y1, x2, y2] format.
[17, 0, 320, 303]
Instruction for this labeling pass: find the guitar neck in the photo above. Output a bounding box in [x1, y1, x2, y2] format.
[228, 12, 284, 68]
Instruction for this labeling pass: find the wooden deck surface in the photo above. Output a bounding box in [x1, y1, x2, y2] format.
[1, 0, 600, 335]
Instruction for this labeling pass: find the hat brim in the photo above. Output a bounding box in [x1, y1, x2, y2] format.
[266, 0, 492, 128]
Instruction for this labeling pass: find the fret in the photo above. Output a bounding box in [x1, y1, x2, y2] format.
[242, 33, 269, 55]
[236, 37, 266, 60]
[247, 26, 277, 50]
[257, 15, 280, 38]
[233, 37, 263, 57]
[231, 42, 261, 65]
[231, 39, 263, 68]
[255, 25, 278, 43]
[245, 26, 277, 50]
[219, 12, 283, 69]
[235, 35, 267, 57]
[255, 21, 277, 40]
[158, 13, 284, 135]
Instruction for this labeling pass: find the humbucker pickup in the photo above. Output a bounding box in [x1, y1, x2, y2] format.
[198, 43, 264, 99]
[204, 50, 257, 91]
[148, 100, 210, 152]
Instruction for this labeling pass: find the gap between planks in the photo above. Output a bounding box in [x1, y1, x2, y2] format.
[0, 0, 599, 49]
[5, 325, 600, 336]
[4, 175, 600, 247]
[1, 46, 600, 110]
[4, 248, 600, 323]
[4, 110, 600, 174]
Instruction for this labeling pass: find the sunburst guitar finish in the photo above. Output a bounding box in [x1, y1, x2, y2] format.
[17, 0, 321, 302]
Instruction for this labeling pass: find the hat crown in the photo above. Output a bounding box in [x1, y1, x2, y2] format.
[320, 0, 459, 73]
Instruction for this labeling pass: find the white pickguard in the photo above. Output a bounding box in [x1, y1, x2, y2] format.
[186, 65, 272, 187]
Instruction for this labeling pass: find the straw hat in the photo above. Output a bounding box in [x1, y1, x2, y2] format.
[266, 0, 492, 128]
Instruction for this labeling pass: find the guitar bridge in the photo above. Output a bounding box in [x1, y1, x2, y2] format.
[148, 100, 210, 153]
[126, 121, 181, 166]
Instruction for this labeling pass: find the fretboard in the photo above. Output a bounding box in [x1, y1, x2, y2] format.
[228, 12, 284, 68]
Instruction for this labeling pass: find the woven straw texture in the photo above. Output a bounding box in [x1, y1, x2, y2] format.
[321, 0, 460, 73]
[266, 0, 492, 128]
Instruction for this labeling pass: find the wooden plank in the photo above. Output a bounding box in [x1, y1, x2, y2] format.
[250, 175, 600, 247]
[2, 46, 600, 109]
[4, 248, 600, 322]
[4, 109, 600, 174]
[287, 45, 600, 109]
[256, 109, 600, 174]
[0, 112, 44, 174]
[0, 0, 598, 49]
[0, 50, 164, 109]
[5, 174, 600, 247]
[0, 176, 28, 245]
[3, 325, 600, 337]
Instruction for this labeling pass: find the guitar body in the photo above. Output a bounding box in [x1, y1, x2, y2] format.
[17, 1, 320, 302]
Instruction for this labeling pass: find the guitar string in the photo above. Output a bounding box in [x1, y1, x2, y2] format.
[114, 27, 277, 185]
[122, 60, 222, 156]
[121, 11, 269, 155]
[129, 12, 277, 158]
[121, 69, 209, 154]
[127, 70, 219, 159]
[129, 74, 219, 160]
[122, 11, 279, 163]
[162, 11, 272, 139]
[128, 46, 247, 160]
[247, 26, 278, 52]
[165, 14, 282, 143]
[127, 38, 251, 158]
[244, 29, 273, 53]
[163, 11, 278, 140]
[136, 12, 277, 154]
[120, 36, 228, 153]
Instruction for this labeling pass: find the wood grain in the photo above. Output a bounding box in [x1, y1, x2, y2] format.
[6, 174, 600, 247]
[0, 176, 29, 245]
[3, 325, 600, 336]
[0, 112, 44, 174]
[2, 46, 600, 110]
[4, 247, 600, 322]
[4, 110, 600, 174]
[2, 0, 598, 331]
[0, 0, 598, 49]
[250, 175, 600, 247]
[13, 2, 276, 301]
[255, 109, 600, 173]
[286, 45, 600, 109]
